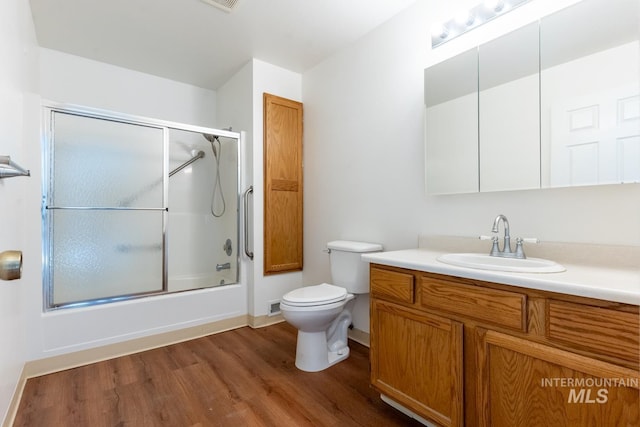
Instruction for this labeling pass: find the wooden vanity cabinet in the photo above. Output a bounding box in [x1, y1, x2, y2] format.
[477, 329, 639, 427]
[369, 264, 640, 427]
[370, 298, 464, 427]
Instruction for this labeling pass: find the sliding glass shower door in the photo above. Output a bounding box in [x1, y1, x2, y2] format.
[43, 106, 240, 309]
[46, 111, 166, 306]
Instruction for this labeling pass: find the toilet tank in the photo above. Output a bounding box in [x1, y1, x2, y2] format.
[327, 240, 383, 294]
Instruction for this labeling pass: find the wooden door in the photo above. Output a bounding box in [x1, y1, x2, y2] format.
[263, 93, 303, 274]
[476, 329, 640, 427]
[371, 299, 464, 427]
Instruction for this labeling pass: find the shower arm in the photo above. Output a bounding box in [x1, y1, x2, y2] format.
[169, 151, 205, 177]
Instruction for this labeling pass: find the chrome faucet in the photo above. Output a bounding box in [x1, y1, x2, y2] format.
[491, 214, 514, 257]
[483, 215, 536, 259]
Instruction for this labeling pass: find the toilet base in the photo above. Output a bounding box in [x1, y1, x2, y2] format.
[294, 330, 350, 372]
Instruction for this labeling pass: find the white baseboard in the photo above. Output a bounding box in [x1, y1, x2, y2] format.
[3, 366, 28, 427]
[5, 315, 248, 427]
[23, 314, 249, 379]
[249, 313, 284, 328]
[348, 327, 370, 347]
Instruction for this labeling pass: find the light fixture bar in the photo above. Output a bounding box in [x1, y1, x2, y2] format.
[431, 0, 531, 48]
[200, 0, 239, 13]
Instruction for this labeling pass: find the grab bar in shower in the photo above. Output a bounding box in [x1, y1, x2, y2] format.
[169, 151, 205, 177]
[243, 185, 254, 260]
[0, 155, 30, 179]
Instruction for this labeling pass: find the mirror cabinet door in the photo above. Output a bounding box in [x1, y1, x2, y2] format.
[425, 48, 479, 195]
[479, 22, 540, 192]
[541, 0, 640, 188]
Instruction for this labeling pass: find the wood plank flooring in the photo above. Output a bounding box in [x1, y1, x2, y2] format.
[14, 322, 423, 426]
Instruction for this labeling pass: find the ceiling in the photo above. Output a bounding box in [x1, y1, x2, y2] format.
[29, 0, 417, 90]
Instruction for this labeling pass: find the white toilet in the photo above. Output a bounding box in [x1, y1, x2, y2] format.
[280, 240, 383, 372]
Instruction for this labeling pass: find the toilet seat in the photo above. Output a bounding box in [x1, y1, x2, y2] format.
[282, 283, 347, 307]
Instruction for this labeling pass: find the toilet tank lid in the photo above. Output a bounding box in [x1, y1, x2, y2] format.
[327, 240, 383, 253]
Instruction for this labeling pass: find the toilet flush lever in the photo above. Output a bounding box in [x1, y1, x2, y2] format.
[322, 248, 331, 254]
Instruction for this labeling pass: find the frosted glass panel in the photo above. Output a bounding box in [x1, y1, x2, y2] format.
[51, 210, 164, 305]
[51, 112, 164, 208]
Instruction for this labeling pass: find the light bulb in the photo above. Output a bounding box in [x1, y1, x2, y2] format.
[455, 10, 475, 26]
[484, 0, 505, 12]
[431, 23, 449, 39]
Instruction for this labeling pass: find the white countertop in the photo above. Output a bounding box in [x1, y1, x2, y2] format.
[363, 248, 640, 306]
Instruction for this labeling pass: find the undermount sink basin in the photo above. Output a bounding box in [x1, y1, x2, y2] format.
[437, 253, 565, 273]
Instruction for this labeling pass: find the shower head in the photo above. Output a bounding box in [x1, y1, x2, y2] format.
[203, 133, 220, 158]
[202, 133, 217, 143]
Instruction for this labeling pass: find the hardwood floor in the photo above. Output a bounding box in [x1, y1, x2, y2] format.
[14, 322, 423, 426]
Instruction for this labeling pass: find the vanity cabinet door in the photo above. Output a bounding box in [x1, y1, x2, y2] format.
[476, 329, 640, 427]
[370, 299, 464, 427]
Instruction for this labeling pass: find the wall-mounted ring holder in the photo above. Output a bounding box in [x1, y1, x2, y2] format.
[0, 250, 22, 280]
[0, 155, 30, 179]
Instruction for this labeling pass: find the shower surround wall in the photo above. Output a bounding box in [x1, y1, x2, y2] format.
[168, 129, 239, 291]
[22, 49, 247, 364]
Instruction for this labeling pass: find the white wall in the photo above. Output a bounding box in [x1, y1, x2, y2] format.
[251, 60, 304, 317]
[216, 60, 255, 313]
[22, 49, 246, 362]
[302, 0, 640, 333]
[218, 59, 304, 319]
[39, 48, 217, 127]
[0, 0, 38, 422]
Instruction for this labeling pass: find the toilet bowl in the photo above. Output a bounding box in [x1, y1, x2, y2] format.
[281, 283, 355, 372]
[280, 241, 382, 372]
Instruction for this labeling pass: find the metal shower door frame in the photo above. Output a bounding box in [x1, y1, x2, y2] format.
[41, 101, 242, 311]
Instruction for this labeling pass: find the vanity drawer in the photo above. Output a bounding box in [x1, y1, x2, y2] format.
[547, 300, 640, 363]
[420, 275, 527, 331]
[370, 267, 415, 304]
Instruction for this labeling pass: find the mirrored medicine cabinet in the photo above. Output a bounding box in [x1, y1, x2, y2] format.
[424, 0, 640, 195]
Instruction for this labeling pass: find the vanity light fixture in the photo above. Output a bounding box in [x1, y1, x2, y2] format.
[431, 0, 530, 48]
[200, 0, 239, 13]
[485, 0, 506, 12]
[455, 10, 476, 27]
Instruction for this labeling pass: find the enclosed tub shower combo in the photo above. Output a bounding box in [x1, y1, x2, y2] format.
[42, 104, 241, 309]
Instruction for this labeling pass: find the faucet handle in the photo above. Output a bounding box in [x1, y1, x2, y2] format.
[519, 237, 539, 244]
[514, 237, 538, 259]
[480, 235, 500, 256]
[479, 235, 498, 241]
